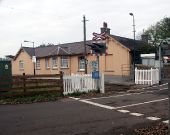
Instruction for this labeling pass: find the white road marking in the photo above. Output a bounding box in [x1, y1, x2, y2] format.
[113, 98, 168, 109]
[146, 116, 161, 121]
[80, 100, 115, 110]
[163, 120, 169, 124]
[130, 113, 143, 117]
[69, 97, 80, 100]
[160, 83, 168, 86]
[117, 110, 130, 113]
[83, 88, 167, 101]
[159, 88, 168, 90]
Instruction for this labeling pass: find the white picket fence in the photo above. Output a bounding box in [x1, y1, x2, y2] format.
[63, 73, 104, 95]
[135, 68, 159, 85]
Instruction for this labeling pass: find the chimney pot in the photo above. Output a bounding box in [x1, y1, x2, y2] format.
[101, 22, 110, 35]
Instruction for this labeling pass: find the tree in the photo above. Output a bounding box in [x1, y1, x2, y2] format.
[143, 17, 170, 46]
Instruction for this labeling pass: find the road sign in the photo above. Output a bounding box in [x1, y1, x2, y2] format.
[92, 71, 100, 79]
[92, 32, 107, 41]
[91, 61, 98, 71]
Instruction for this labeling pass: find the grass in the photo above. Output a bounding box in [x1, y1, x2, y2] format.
[0, 89, 99, 105]
[67, 90, 99, 97]
[0, 91, 63, 104]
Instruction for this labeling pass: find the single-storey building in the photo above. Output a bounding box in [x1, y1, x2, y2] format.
[12, 23, 144, 76]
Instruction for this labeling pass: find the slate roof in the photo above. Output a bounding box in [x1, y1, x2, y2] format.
[21, 41, 92, 58]
[19, 35, 144, 58]
[110, 35, 145, 50]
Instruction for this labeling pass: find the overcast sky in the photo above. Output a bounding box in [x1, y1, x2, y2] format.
[0, 0, 170, 57]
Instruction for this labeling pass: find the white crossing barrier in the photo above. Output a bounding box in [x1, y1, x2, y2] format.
[135, 68, 159, 85]
[63, 73, 104, 95]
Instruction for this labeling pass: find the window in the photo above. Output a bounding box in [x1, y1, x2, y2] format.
[36, 59, 40, 69]
[19, 60, 24, 70]
[45, 58, 50, 69]
[52, 57, 57, 68]
[79, 56, 85, 71]
[61, 56, 69, 68]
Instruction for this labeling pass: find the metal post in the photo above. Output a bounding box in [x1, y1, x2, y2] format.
[129, 13, 136, 81]
[97, 55, 100, 91]
[83, 15, 87, 74]
[159, 43, 162, 84]
[33, 42, 36, 76]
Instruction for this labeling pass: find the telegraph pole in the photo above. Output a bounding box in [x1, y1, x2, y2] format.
[83, 15, 88, 74]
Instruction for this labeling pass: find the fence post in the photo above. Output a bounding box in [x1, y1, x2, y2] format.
[60, 71, 64, 92]
[23, 73, 26, 92]
[150, 68, 153, 86]
[100, 73, 105, 93]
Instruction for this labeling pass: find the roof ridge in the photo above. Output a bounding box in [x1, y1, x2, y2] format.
[111, 34, 133, 40]
[58, 46, 70, 54]
[54, 40, 92, 46]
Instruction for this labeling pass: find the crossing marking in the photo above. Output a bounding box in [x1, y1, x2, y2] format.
[163, 120, 169, 124]
[113, 98, 168, 109]
[130, 113, 143, 117]
[146, 117, 161, 121]
[83, 88, 168, 101]
[80, 100, 115, 110]
[117, 110, 130, 113]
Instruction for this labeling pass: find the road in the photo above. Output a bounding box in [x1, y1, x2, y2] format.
[0, 83, 168, 135]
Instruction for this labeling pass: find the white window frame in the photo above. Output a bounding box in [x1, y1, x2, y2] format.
[79, 56, 85, 71]
[19, 60, 24, 70]
[45, 58, 50, 69]
[36, 59, 41, 70]
[61, 56, 69, 68]
[52, 57, 57, 68]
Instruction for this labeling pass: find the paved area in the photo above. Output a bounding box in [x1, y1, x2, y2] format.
[0, 83, 168, 135]
[78, 83, 169, 125]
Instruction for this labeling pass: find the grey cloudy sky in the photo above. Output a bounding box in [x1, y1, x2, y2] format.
[0, 0, 169, 57]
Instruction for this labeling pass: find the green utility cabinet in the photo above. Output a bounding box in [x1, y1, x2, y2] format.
[0, 60, 12, 91]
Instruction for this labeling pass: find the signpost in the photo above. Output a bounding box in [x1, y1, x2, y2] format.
[92, 71, 100, 79]
[87, 32, 107, 91]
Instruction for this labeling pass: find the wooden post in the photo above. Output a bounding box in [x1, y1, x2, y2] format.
[60, 71, 64, 92]
[23, 73, 26, 92]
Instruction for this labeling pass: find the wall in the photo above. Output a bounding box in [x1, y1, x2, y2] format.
[100, 38, 131, 76]
[12, 50, 34, 75]
[35, 57, 70, 75]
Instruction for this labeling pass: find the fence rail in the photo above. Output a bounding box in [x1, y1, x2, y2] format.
[135, 68, 159, 85]
[0, 72, 63, 92]
[63, 73, 104, 95]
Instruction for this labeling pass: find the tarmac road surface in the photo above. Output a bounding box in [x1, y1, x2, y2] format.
[0, 83, 168, 135]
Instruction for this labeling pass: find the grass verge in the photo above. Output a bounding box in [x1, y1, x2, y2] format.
[0, 91, 63, 104]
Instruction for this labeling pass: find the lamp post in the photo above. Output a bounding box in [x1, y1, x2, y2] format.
[129, 12, 136, 81]
[24, 40, 36, 75]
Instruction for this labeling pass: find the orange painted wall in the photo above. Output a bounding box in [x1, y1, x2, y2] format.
[12, 49, 34, 75]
